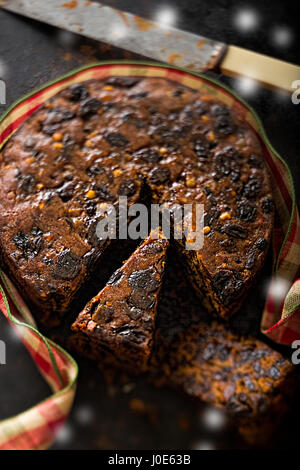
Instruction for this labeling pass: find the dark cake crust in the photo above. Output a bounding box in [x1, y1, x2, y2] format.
[0, 77, 273, 323]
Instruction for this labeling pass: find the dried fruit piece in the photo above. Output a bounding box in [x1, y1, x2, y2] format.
[128, 268, 159, 292]
[56, 181, 75, 202]
[203, 226, 211, 235]
[185, 177, 196, 188]
[213, 148, 240, 181]
[248, 154, 263, 169]
[204, 207, 220, 227]
[212, 270, 242, 306]
[214, 113, 236, 135]
[68, 83, 89, 102]
[52, 132, 63, 142]
[220, 211, 231, 221]
[193, 137, 210, 161]
[237, 200, 257, 222]
[129, 91, 148, 99]
[134, 148, 161, 163]
[261, 196, 274, 214]
[18, 174, 36, 194]
[129, 291, 155, 310]
[86, 164, 104, 177]
[44, 107, 75, 125]
[23, 137, 36, 150]
[227, 393, 253, 416]
[43, 125, 60, 135]
[107, 268, 123, 285]
[104, 132, 129, 147]
[51, 249, 81, 280]
[53, 142, 63, 150]
[86, 189, 96, 199]
[140, 241, 163, 255]
[223, 224, 248, 239]
[13, 226, 44, 259]
[243, 177, 261, 198]
[245, 247, 258, 269]
[85, 200, 97, 216]
[194, 99, 209, 116]
[78, 98, 101, 117]
[117, 179, 137, 197]
[149, 125, 176, 144]
[149, 167, 170, 185]
[211, 104, 230, 117]
[94, 183, 114, 201]
[256, 238, 267, 251]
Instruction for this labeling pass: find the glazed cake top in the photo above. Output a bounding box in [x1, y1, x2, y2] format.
[0, 76, 273, 317]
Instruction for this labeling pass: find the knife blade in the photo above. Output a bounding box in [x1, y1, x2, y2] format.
[1, 0, 299, 92]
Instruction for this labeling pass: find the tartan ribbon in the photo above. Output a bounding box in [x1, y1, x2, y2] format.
[0, 61, 299, 449]
[0, 272, 77, 450]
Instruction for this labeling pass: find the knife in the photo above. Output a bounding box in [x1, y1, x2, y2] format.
[1, 0, 299, 92]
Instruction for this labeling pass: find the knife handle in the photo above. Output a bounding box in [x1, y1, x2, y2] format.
[220, 45, 300, 93]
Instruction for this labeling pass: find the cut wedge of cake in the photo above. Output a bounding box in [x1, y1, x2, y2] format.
[71, 232, 169, 372]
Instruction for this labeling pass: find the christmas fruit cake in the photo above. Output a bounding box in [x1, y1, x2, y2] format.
[0, 76, 274, 324]
[71, 232, 169, 372]
[150, 321, 295, 443]
[148, 250, 296, 444]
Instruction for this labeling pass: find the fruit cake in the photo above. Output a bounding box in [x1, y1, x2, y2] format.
[148, 250, 296, 443]
[0, 76, 274, 324]
[71, 232, 169, 372]
[150, 322, 295, 443]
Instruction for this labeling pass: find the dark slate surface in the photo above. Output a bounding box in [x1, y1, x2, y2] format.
[0, 0, 299, 450]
